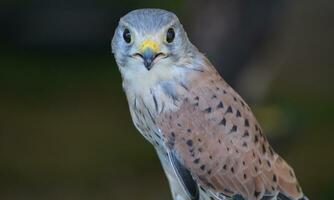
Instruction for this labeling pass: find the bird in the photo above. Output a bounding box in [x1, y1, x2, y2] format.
[111, 8, 308, 200]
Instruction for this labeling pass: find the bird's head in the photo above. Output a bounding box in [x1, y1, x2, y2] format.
[112, 9, 201, 85]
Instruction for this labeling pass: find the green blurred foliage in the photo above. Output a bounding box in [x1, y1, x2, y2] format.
[0, 0, 333, 199]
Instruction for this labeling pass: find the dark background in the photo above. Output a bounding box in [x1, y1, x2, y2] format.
[0, 0, 333, 199]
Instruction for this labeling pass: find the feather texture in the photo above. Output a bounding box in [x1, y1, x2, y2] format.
[156, 65, 305, 200]
[112, 8, 307, 200]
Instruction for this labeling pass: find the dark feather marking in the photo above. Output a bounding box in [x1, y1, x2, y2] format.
[160, 101, 165, 113]
[269, 147, 274, 156]
[142, 101, 156, 124]
[244, 119, 249, 127]
[233, 194, 245, 200]
[254, 135, 259, 143]
[169, 151, 199, 200]
[236, 110, 241, 117]
[219, 118, 226, 126]
[154, 132, 161, 139]
[187, 140, 193, 146]
[261, 194, 276, 200]
[254, 191, 261, 198]
[171, 132, 175, 138]
[150, 89, 159, 113]
[240, 100, 245, 107]
[230, 125, 237, 133]
[262, 144, 266, 154]
[217, 101, 224, 109]
[225, 106, 233, 114]
[204, 107, 212, 113]
[277, 193, 294, 200]
[179, 81, 189, 91]
[243, 130, 249, 137]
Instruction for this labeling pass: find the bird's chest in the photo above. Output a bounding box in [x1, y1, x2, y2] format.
[129, 96, 166, 151]
[124, 79, 187, 151]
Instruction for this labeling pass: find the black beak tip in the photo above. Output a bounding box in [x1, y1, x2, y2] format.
[142, 48, 156, 70]
[144, 59, 153, 70]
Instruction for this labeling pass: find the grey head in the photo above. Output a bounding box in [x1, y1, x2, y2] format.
[120, 9, 177, 34]
[111, 9, 198, 73]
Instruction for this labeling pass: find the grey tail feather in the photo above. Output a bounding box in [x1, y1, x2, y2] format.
[277, 192, 309, 200]
[169, 151, 199, 200]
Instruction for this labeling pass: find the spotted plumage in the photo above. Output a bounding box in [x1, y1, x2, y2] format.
[156, 66, 305, 200]
[112, 8, 307, 200]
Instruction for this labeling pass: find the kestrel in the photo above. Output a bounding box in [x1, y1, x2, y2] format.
[111, 9, 308, 200]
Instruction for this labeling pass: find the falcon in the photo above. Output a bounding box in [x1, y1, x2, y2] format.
[111, 8, 308, 200]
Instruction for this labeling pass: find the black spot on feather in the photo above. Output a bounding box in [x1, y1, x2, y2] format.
[236, 110, 241, 117]
[204, 107, 212, 113]
[217, 101, 224, 109]
[254, 135, 259, 143]
[226, 106, 233, 114]
[243, 130, 249, 137]
[230, 125, 237, 133]
[186, 140, 193, 146]
[219, 118, 226, 126]
[244, 119, 249, 127]
[262, 144, 266, 154]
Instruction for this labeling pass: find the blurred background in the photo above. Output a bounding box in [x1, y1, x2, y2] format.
[0, 0, 333, 199]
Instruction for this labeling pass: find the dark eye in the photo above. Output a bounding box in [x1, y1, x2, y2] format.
[123, 28, 131, 43]
[166, 28, 175, 43]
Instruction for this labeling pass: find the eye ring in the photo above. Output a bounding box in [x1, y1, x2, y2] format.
[166, 28, 175, 43]
[123, 28, 131, 43]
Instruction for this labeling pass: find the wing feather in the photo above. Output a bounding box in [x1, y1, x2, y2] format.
[156, 70, 305, 200]
[169, 150, 200, 200]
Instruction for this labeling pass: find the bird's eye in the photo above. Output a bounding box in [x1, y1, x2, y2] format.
[166, 28, 175, 43]
[123, 28, 131, 43]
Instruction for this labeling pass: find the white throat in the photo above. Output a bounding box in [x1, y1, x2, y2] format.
[121, 62, 190, 115]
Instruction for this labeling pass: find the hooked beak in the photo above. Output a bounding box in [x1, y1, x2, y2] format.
[137, 39, 161, 70]
[142, 48, 156, 70]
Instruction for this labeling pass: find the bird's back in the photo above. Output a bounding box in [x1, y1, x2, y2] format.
[156, 64, 307, 200]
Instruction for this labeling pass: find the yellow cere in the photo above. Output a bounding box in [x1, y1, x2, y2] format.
[140, 39, 160, 53]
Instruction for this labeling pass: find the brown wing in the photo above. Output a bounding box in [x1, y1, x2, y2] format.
[156, 71, 304, 200]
